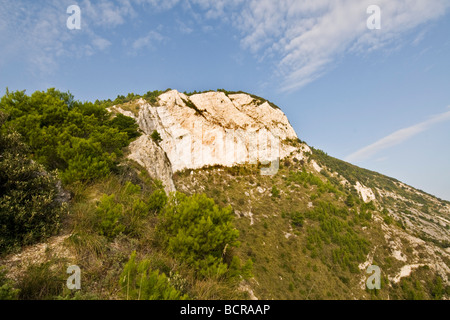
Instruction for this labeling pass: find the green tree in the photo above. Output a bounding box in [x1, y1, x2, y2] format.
[157, 193, 240, 277]
[345, 194, 355, 207]
[109, 113, 141, 140]
[0, 112, 67, 252]
[0, 88, 138, 184]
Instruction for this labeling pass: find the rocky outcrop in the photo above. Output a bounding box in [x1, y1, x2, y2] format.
[354, 181, 376, 203]
[111, 90, 300, 192]
[127, 135, 176, 194]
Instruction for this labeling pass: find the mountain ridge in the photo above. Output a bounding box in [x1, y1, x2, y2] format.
[1, 88, 449, 300]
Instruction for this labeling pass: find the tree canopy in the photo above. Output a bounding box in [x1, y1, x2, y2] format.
[0, 88, 140, 184]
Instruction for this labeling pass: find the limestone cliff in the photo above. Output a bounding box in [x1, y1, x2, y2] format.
[110, 90, 301, 193]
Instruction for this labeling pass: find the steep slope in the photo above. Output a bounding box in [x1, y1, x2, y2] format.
[2, 89, 448, 300]
[109, 90, 301, 193]
[174, 147, 450, 299]
[107, 90, 449, 299]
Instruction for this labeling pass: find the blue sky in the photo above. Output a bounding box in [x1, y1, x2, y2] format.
[1, 0, 449, 200]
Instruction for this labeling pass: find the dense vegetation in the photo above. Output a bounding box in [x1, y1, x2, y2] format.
[0, 111, 67, 252]
[157, 192, 252, 279]
[0, 89, 138, 184]
[0, 88, 253, 300]
[175, 152, 450, 300]
[119, 251, 188, 300]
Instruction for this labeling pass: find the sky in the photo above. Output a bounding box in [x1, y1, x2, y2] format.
[0, 0, 449, 200]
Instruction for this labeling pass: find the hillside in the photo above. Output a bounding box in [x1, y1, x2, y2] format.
[175, 147, 450, 299]
[0, 88, 449, 300]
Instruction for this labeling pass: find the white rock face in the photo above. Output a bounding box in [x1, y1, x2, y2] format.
[127, 135, 176, 194]
[311, 160, 322, 172]
[111, 90, 299, 191]
[354, 181, 376, 203]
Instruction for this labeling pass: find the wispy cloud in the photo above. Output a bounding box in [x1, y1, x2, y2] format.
[0, 0, 132, 74]
[345, 107, 450, 163]
[177, 19, 194, 34]
[2, 0, 449, 91]
[140, 0, 450, 92]
[229, 0, 450, 92]
[131, 31, 165, 52]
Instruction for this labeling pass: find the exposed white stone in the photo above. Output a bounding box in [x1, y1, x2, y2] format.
[311, 160, 322, 172]
[126, 135, 176, 194]
[354, 181, 376, 203]
[392, 250, 407, 262]
[389, 264, 425, 284]
[239, 282, 258, 300]
[114, 90, 298, 172]
[257, 186, 265, 194]
[112, 90, 299, 193]
[242, 211, 254, 226]
[284, 232, 293, 239]
[107, 106, 136, 119]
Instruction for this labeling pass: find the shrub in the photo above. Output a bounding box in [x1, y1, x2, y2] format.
[383, 215, 394, 225]
[92, 181, 168, 240]
[151, 130, 162, 144]
[271, 186, 280, 198]
[345, 194, 355, 207]
[431, 276, 444, 300]
[0, 268, 19, 300]
[95, 194, 125, 239]
[290, 212, 305, 228]
[148, 189, 168, 214]
[305, 202, 370, 273]
[0, 115, 67, 252]
[157, 193, 240, 278]
[119, 251, 188, 300]
[234, 257, 253, 280]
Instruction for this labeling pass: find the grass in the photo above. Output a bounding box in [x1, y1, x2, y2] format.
[16, 257, 67, 300]
[173, 151, 450, 300]
[2, 137, 448, 300]
[46, 160, 246, 300]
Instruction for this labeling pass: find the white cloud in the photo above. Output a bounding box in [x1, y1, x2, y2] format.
[136, 0, 181, 11]
[177, 19, 194, 34]
[140, 0, 449, 92]
[82, 0, 135, 27]
[0, 1, 69, 74]
[345, 107, 450, 163]
[228, 0, 450, 92]
[92, 37, 112, 51]
[131, 31, 165, 51]
[2, 0, 449, 89]
[0, 0, 129, 74]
